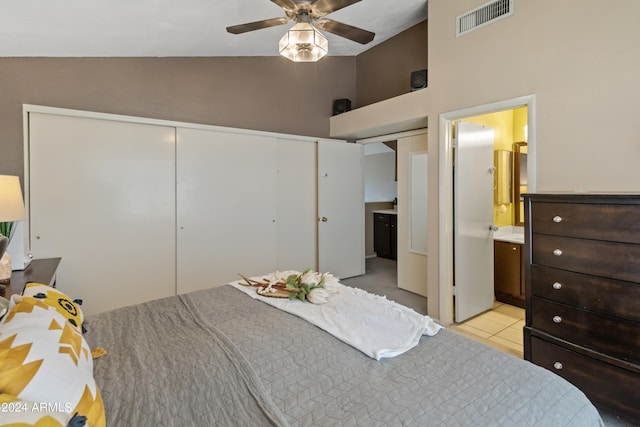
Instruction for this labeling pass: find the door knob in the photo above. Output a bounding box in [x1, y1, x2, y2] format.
[489, 225, 498, 232]
[321, 217, 328, 222]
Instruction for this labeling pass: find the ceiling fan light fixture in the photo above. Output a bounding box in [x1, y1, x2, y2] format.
[279, 22, 328, 62]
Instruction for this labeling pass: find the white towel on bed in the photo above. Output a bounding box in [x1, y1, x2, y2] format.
[230, 274, 442, 360]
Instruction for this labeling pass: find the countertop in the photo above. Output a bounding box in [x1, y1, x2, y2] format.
[493, 226, 524, 244]
[372, 209, 398, 215]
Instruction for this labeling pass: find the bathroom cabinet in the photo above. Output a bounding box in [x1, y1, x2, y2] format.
[494, 240, 524, 307]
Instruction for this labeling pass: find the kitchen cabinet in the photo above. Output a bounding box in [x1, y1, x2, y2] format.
[524, 193, 640, 421]
[494, 240, 524, 307]
[374, 212, 396, 260]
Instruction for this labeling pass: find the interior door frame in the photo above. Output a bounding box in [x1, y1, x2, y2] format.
[438, 95, 537, 326]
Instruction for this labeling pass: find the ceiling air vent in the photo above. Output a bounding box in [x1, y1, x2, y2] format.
[456, 0, 513, 36]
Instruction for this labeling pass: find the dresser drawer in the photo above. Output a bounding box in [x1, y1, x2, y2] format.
[529, 335, 640, 420]
[532, 234, 640, 283]
[530, 201, 640, 244]
[531, 265, 640, 322]
[530, 297, 640, 365]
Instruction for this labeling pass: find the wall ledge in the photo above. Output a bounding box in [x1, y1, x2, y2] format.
[329, 89, 429, 140]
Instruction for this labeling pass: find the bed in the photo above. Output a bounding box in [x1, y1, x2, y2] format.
[1, 277, 604, 427]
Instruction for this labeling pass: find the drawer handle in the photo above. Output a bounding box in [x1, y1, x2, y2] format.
[553, 216, 563, 223]
[554, 361, 563, 370]
[552, 282, 562, 290]
[553, 249, 563, 256]
[553, 315, 562, 324]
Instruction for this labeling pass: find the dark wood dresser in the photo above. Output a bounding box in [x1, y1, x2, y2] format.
[523, 194, 640, 420]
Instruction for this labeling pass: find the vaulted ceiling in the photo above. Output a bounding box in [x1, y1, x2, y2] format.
[0, 0, 428, 57]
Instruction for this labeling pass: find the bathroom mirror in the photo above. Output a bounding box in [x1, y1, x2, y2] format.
[513, 142, 528, 226]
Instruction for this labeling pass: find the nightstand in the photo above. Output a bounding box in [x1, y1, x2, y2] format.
[1, 258, 61, 298]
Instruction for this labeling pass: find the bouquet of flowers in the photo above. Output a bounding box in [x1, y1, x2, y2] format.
[238, 268, 339, 304]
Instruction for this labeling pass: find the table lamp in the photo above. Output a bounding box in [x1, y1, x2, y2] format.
[0, 175, 26, 260]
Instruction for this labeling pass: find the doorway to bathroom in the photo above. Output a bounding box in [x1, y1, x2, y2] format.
[438, 95, 536, 327]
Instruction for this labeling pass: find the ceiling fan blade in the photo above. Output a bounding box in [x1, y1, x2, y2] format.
[271, 0, 298, 13]
[316, 19, 375, 44]
[226, 17, 290, 35]
[312, 0, 362, 16]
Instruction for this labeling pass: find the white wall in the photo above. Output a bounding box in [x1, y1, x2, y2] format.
[364, 144, 396, 203]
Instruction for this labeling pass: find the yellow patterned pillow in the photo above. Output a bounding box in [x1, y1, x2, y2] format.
[22, 283, 84, 333]
[0, 296, 105, 427]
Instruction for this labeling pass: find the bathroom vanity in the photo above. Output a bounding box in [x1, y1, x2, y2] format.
[493, 227, 525, 307]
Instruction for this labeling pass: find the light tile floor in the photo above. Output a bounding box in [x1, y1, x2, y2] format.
[450, 301, 525, 358]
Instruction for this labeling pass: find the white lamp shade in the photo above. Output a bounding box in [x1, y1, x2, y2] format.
[0, 175, 26, 222]
[279, 22, 328, 62]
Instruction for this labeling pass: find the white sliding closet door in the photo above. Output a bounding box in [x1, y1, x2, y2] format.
[276, 138, 317, 271]
[176, 128, 278, 293]
[29, 113, 176, 315]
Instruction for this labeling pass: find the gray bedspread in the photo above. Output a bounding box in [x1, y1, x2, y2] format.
[85, 285, 604, 427]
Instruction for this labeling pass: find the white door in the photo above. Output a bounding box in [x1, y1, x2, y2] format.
[317, 140, 364, 279]
[454, 121, 495, 322]
[29, 113, 176, 315]
[276, 138, 317, 271]
[176, 128, 278, 293]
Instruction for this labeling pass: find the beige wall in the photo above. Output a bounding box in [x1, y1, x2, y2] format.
[424, 0, 640, 319]
[331, 0, 640, 319]
[0, 23, 427, 182]
[356, 21, 427, 108]
[427, 0, 640, 191]
[0, 57, 356, 181]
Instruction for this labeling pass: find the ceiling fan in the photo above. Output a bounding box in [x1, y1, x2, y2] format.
[227, 0, 375, 61]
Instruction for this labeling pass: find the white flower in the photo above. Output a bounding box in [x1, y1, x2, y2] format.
[267, 272, 281, 289]
[321, 273, 341, 294]
[300, 270, 322, 286]
[307, 287, 330, 304]
[272, 270, 288, 282]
